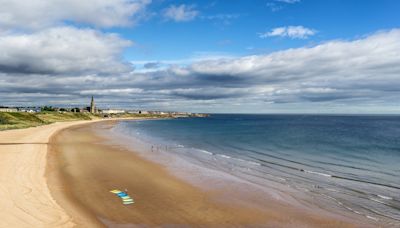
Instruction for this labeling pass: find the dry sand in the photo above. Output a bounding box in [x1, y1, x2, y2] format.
[0, 121, 98, 228]
[45, 121, 363, 227]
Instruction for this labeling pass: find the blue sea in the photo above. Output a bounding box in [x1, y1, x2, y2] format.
[113, 114, 400, 225]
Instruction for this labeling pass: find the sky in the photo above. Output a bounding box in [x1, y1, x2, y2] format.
[0, 0, 400, 113]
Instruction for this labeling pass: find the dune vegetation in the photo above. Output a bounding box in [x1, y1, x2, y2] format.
[0, 112, 96, 131]
[0, 111, 169, 131]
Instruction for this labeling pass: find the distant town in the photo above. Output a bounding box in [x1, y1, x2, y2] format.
[0, 96, 208, 118]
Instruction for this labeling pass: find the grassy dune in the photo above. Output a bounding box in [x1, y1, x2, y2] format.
[0, 112, 96, 131]
[0, 111, 167, 131]
[35, 112, 94, 122]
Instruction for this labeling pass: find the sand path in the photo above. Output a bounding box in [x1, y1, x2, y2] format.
[0, 121, 94, 228]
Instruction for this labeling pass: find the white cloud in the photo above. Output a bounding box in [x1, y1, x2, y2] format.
[276, 0, 300, 3]
[163, 4, 199, 22]
[0, 26, 132, 75]
[193, 29, 400, 81]
[0, 0, 151, 30]
[260, 26, 316, 39]
[267, 0, 300, 12]
[1, 29, 400, 113]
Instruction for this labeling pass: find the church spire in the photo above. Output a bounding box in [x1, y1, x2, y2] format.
[90, 96, 95, 113]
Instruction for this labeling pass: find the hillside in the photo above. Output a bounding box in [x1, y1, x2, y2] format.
[0, 112, 96, 131]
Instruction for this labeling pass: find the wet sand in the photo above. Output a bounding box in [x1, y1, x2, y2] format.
[47, 121, 365, 227]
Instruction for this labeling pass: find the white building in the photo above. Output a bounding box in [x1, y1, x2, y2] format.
[101, 109, 126, 114]
[18, 107, 41, 113]
[0, 108, 18, 112]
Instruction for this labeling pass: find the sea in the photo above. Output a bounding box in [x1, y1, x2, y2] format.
[112, 114, 400, 226]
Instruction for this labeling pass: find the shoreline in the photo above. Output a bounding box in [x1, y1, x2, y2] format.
[0, 120, 102, 227]
[46, 120, 366, 227]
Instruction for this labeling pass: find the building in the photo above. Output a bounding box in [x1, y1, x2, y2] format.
[18, 107, 41, 113]
[101, 109, 126, 114]
[127, 110, 140, 114]
[127, 110, 149, 114]
[0, 107, 18, 112]
[90, 96, 96, 113]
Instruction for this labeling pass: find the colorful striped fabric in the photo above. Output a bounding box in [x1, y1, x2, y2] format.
[110, 189, 134, 205]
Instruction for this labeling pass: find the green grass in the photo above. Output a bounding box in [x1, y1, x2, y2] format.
[0, 111, 168, 131]
[0, 112, 46, 130]
[35, 111, 94, 122]
[0, 112, 96, 131]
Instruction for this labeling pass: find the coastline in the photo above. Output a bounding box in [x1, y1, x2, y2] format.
[0, 120, 101, 227]
[46, 120, 366, 227]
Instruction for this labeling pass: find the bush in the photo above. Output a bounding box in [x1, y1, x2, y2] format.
[0, 115, 10, 124]
[42, 106, 55, 111]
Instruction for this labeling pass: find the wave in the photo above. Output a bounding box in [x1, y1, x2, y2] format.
[331, 175, 400, 190]
[370, 198, 386, 204]
[366, 215, 379, 221]
[190, 143, 400, 192]
[363, 206, 400, 222]
[303, 170, 332, 178]
[244, 153, 400, 191]
[226, 156, 262, 166]
[193, 148, 263, 167]
[377, 195, 393, 200]
[217, 154, 232, 159]
[248, 161, 262, 166]
[197, 149, 213, 155]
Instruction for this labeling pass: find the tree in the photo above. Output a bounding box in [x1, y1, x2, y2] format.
[42, 106, 55, 111]
[71, 107, 80, 112]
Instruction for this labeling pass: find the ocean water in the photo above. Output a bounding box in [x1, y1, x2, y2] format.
[113, 114, 400, 225]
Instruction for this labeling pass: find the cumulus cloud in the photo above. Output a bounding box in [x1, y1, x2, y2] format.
[0, 0, 397, 113]
[0, 0, 151, 30]
[260, 26, 316, 39]
[163, 4, 199, 22]
[189, 29, 400, 83]
[0, 26, 132, 75]
[1, 29, 400, 113]
[168, 29, 400, 105]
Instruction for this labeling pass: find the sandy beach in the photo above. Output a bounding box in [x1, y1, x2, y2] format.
[0, 120, 98, 227]
[0, 119, 372, 227]
[1, 0, 398, 226]
[44, 120, 366, 227]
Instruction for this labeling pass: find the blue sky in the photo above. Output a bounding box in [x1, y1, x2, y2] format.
[1, 0, 400, 113]
[117, 0, 400, 62]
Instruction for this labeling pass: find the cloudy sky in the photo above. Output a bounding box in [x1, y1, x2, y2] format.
[1, 0, 400, 113]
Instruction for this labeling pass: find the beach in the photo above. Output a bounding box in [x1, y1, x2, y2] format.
[44, 120, 367, 227]
[0, 120, 97, 227]
[1, 0, 399, 227]
[0, 119, 376, 227]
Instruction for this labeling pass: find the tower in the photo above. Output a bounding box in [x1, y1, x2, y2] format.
[90, 96, 95, 113]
